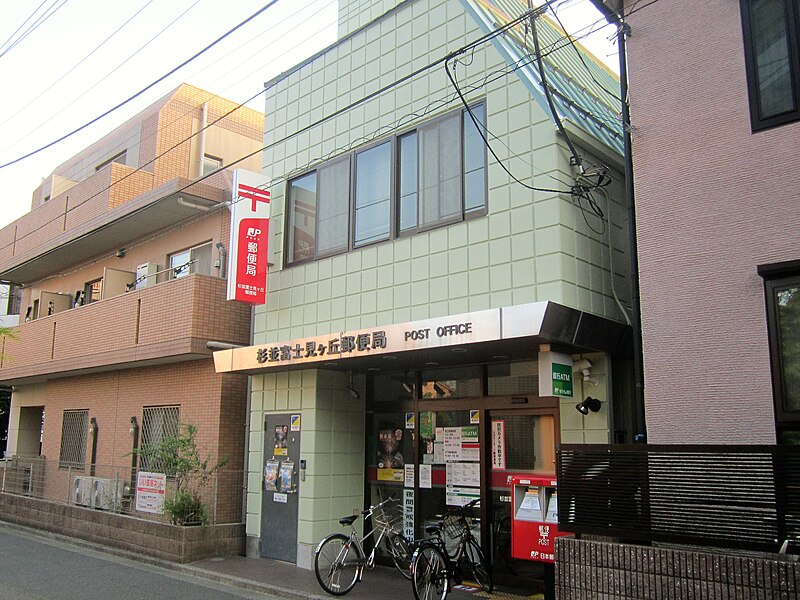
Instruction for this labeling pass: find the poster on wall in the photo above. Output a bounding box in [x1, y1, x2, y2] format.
[279, 460, 296, 493]
[377, 428, 405, 480]
[446, 462, 480, 487]
[135, 472, 166, 514]
[491, 420, 506, 470]
[264, 460, 280, 492]
[274, 425, 289, 456]
[403, 488, 415, 540]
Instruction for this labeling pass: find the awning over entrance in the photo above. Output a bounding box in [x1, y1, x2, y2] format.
[213, 301, 630, 375]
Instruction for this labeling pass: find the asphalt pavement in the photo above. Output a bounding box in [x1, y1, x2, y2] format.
[0, 520, 542, 600]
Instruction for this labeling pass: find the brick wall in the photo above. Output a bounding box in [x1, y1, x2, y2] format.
[556, 538, 799, 600]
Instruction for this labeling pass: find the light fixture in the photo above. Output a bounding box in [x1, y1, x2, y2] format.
[451, 347, 468, 353]
[129, 416, 139, 437]
[116, 248, 126, 258]
[89, 417, 98, 435]
[575, 397, 601, 415]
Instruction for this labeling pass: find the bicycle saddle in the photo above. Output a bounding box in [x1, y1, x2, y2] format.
[425, 523, 441, 535]
[339, 515, 358, 526]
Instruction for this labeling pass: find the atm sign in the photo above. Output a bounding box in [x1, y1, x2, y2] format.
[551, 363, 573, 397]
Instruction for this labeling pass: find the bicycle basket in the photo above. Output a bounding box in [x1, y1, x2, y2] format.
[372, 498, 403, 533]
[442, 512, 468, 540]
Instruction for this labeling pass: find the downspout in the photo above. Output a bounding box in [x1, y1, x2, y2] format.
[590, 0, 646, 440]
[196, 102, 208, 178]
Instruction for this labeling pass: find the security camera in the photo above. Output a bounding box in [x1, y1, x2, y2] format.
[573, 358, 592, 373]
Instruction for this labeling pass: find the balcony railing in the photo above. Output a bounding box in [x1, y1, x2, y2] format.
[0, 274, 250, 383]
[556, 444, 800, 553]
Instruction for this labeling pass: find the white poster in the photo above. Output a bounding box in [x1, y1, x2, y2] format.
[446, 462, 481, 487]
[420, 464, 432, 489]
[446, 486, 480, 507]
[433, 442, 445, 464]
[135, 471, 166, 514]
[404, 464, 415, 488]
[491, 420, 506, 470]
[403, 488, 415, 540]
[443, 427, 462, 461]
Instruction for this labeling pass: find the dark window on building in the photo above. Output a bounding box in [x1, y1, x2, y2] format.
[760, 262, 800, 443]
[140, 406, 180, 472]
[285, 103, 487, 266]
[202, 154, 223, 175]
[95, 150, 127, 171]
[740, 0, 800, 130]
[59, 409, 88, 469]
[84, 279, 102, 304]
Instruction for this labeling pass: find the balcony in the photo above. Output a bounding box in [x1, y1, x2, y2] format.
[0, 167, 230, 285]
[0, 274, 250, 384]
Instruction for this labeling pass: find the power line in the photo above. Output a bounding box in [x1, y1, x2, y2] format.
[0, 0, 279, 171]
[0, 6, 618, 267]
[0, 0, 70, 60]
[0, 0, 49, 56]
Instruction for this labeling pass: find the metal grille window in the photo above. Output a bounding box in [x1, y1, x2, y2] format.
[140, 406, 180, 472]
[59, 410, 88, 469]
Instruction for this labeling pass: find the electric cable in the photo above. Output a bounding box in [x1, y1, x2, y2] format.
[0, 0, 178, 138]
[0, 0, 280, 170]
[0, 6, 617, 265]
[0, 0, 49, 56]
[0, 0, 70, 60]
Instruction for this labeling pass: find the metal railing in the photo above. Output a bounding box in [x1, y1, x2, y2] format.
[0, 456, 244, 526]
[556, 444, 800, 553]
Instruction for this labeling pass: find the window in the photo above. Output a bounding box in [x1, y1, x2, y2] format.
[95, 150, 127, 171]
[140, 406, 180, 472]
[202, 154, 223, 175]
[169, 242, 212, 278]
[59, 409, 88, 469]
[760, 262, 800, 443]
[740, 0, 800, 130]
[84, 279, 102, 304]
[285, 103, 487, 265]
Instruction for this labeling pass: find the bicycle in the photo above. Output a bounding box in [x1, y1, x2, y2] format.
[314, 496, 413, 595]
[410, 498, 493, 600]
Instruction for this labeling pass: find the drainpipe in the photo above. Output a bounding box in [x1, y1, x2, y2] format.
[196, 102, 208, 178]
[590, 0, 646, 441]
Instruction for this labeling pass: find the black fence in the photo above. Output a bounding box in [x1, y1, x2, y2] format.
[556, 444, 800, 553]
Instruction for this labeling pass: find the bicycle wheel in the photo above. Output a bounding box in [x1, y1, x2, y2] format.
[464, 538, 493, 593]
[314, 533, 362, 595]
[385, 531, 413, 579]
[411, 543, 449, 600]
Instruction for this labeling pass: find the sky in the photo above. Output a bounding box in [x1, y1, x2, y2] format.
[0, 0, 617, 230]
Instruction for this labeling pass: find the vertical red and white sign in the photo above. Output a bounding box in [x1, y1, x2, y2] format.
[228, 170, 270, 303]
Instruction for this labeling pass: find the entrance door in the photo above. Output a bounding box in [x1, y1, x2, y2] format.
[486, 409, 558, 581]
[261, 413, 301, 562]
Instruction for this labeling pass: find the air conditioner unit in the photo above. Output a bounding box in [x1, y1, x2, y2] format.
[73, 476, 94, 507]
[135, 263, 159, 290]
[92, 478, 126, 511]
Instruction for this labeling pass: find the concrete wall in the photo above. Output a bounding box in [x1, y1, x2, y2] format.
[626, 0, 800, 442]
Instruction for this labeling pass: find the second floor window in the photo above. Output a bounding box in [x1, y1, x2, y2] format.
[286, 103, 487, 266]
[202, 154, 223, 175]
[740, 0, 800, 130]
[169, 242, 212, 278]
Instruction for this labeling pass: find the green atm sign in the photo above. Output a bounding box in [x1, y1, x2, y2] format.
[552, 363, 573, 397]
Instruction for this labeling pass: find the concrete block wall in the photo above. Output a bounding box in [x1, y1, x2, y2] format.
[556, 537, 799, 600]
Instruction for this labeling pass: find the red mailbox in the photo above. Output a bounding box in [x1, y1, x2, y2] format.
[509, 475, 570, 563]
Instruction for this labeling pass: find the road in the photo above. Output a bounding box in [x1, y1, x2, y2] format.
[0, 524, 281, 600]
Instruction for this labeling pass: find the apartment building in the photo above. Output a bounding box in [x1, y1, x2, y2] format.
[0, 84, 262, 525]
[213, 0, 634, 582]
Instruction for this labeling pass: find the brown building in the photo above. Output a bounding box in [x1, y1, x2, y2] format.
[0, 84, 262, 527]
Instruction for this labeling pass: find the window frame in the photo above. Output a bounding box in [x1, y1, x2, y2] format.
[168, 241, 213, 279]
[95, 150, 127, 171]
[284, 101, 487, 266]
[740, 0, 800, 131]
[202, 154, 223, 176]
[58, 409, 88, 469]
[759, 260, 800, 442]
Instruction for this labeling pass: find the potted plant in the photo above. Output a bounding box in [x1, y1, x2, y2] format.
[134, 424, 226, 526]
